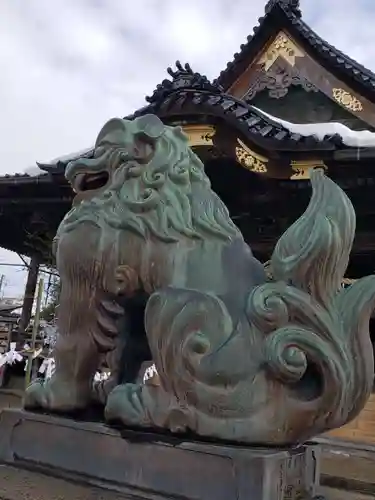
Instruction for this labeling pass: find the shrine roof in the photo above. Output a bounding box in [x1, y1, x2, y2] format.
[128, 70, 340, 153]
[132, 61, 375, 151]
[216, 0, 375, 102]
[22, 61, 375, 177]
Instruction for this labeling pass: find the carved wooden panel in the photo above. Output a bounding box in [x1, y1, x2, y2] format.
[227, 31, 306, 98]
[244, 61, 317, 101]
[249, 86, 371, 130]
[228, 30, 375, 128]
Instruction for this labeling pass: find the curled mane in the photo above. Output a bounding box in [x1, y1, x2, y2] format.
[60, 120, 240, 243]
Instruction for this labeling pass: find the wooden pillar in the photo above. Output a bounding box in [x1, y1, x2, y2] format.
[18, 256, 40, 337]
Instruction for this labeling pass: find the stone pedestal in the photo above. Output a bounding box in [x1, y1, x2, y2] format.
[0, 408, 320, 500]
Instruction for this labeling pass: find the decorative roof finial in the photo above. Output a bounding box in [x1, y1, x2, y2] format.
[265, 0, 301, 17]
[146, 61, 223, 105]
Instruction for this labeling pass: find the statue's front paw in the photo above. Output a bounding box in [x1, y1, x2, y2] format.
[24, 379, 50, 409]
[24, 377, 90, 412]
[105, 383, 150, 426]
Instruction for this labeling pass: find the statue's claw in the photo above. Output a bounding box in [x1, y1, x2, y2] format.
[24, 377, 90, 412]
[105, 383, 150, 426]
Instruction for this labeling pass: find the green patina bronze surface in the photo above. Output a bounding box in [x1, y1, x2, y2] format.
[24, 114, 375, 445]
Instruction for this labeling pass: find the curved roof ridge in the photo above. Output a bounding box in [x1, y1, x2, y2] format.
[265, 0, 301, 17]
[284, 10, 375, 87]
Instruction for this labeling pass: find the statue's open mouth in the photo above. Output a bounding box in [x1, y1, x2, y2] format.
[74, 171, 109, 192]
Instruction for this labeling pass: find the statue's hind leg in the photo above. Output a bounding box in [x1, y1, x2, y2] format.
[104, 299, 156, 424]
[104, 288, 191, 431]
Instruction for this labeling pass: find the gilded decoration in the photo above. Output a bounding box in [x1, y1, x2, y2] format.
[235, 139, 268, 173]
[291, 160, 326, 180]
[182, 124, 215, 147]
[332, 88, 363, 112]
[258, 32, 304, 71]
[182, 126, 268, 175]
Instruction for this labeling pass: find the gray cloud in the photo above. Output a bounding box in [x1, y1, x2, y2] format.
[0, 0, 373, 296]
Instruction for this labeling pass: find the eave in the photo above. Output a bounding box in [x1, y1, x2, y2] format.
[0, 173, 72, 260]
[37, 148, 93, 176]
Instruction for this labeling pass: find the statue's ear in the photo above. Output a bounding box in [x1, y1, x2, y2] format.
[95, 118, 127, 148]
[135, 114, 165, 141]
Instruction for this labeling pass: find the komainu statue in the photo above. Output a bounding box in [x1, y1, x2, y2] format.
[24, 114, 375, 445]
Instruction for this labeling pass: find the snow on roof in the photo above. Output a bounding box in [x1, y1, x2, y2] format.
[21, 147, 92, 177]
[23, 165, 47, 177]
[17, 110, 375, 180]
[253, 107, 375, 148]
[46, 147, 93, 165]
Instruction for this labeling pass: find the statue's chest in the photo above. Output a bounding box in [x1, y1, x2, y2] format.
[56, 225, 102, 273]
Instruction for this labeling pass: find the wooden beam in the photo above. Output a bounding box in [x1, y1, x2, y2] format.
[17, 254, 29, 269]
[24, 278, 44, 387]
[18, 256, 40, 337]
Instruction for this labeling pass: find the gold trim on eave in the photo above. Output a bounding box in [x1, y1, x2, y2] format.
[182, 125, 215, 147]
[236, 139, 268, 173]
[291, 160, 327, 180]
[332, 88, 363, 112]
[258, 32, 304, 71]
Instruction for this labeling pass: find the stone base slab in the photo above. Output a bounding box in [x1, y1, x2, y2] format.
[0, 408, 320, 499]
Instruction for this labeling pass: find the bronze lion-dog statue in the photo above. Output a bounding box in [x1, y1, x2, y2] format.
[25, 114, 375, 445]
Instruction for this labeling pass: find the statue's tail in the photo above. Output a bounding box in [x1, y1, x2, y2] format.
[333, 276, 375, 421]
[141, 169, 375, 443]
[258, 168, 375, 431]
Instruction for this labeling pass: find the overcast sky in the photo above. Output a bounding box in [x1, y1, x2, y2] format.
[0, 0, 373, 298]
